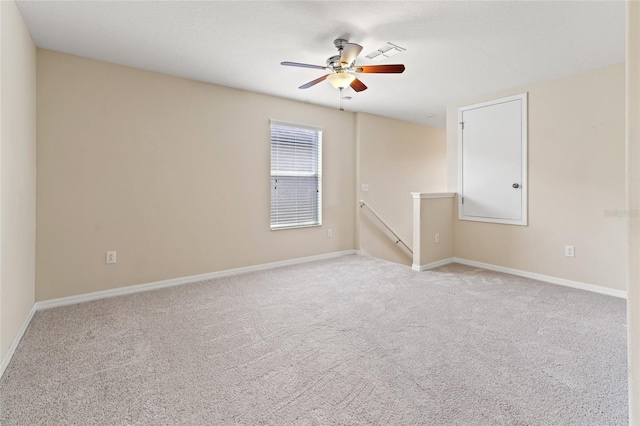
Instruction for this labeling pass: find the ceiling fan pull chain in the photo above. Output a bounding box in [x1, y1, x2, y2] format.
[340, 88, 344, 111]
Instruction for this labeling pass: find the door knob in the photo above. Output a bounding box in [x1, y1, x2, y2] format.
[512, 183, 520, 188]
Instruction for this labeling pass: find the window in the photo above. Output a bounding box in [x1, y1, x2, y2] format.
[270, 120, 323, 229]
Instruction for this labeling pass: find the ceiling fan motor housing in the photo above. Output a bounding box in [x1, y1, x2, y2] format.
[326, 55, 344, 70]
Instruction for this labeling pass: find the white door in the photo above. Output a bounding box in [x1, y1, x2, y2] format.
[458, 93, 527, 225]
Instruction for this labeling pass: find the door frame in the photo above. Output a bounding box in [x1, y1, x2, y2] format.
[457, 92, 528, 226]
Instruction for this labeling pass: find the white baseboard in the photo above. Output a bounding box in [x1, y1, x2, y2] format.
[1, 250, 358, 380]
[0, 304, 36, 379]
[451, 257, 627, 299]
[412, 258, 455, 271]
[2, 249, 623, 380]
[35, 250, 358, 311]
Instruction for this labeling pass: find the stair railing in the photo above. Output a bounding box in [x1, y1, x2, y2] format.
[359, 200, 413, 255]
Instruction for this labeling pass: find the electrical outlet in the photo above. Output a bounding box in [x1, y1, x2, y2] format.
[435, 233, 440, 243]
[106, 251, 117, 264]
[565, 245, 575, 258]
[327, 228, 333, 238]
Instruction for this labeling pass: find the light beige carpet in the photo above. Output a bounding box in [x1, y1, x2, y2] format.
[0, 255, 628, 425]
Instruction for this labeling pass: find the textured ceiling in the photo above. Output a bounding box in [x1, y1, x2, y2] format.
[17, 1, 625, 128]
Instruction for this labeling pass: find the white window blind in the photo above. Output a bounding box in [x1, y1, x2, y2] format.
[270, 120, 323, 229]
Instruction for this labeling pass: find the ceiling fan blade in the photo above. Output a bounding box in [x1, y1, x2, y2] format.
[281, 61, 328, 70]
[350, 78, 367, 92]
[299, 74, 329, 89]
[340, 43, 363, 65]
[355, 64, 406, 73]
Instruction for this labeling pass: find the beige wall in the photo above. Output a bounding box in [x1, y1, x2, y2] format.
[356, 112, 447, 266]
[36, 50, 356, 301]
[448, 63, 626, 291]
[627, 0, 640, 422]
[412, 195, 454, 268]
[0, 1, 36, 360]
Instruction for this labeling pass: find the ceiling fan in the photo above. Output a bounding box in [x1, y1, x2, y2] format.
[281, 38, 405, 97]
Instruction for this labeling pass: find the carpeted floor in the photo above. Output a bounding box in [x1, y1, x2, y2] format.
[0, 255, 628, 425]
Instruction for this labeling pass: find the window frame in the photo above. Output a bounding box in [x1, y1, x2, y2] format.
[269, 119, 323, 230]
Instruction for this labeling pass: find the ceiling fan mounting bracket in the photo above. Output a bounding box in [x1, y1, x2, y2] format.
[333, 38, 348, 51]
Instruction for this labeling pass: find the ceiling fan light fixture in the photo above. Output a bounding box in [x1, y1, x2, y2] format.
[327, 72, 356, 89]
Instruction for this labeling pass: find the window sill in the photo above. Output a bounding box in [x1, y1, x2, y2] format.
[270, 223, 322, 231]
